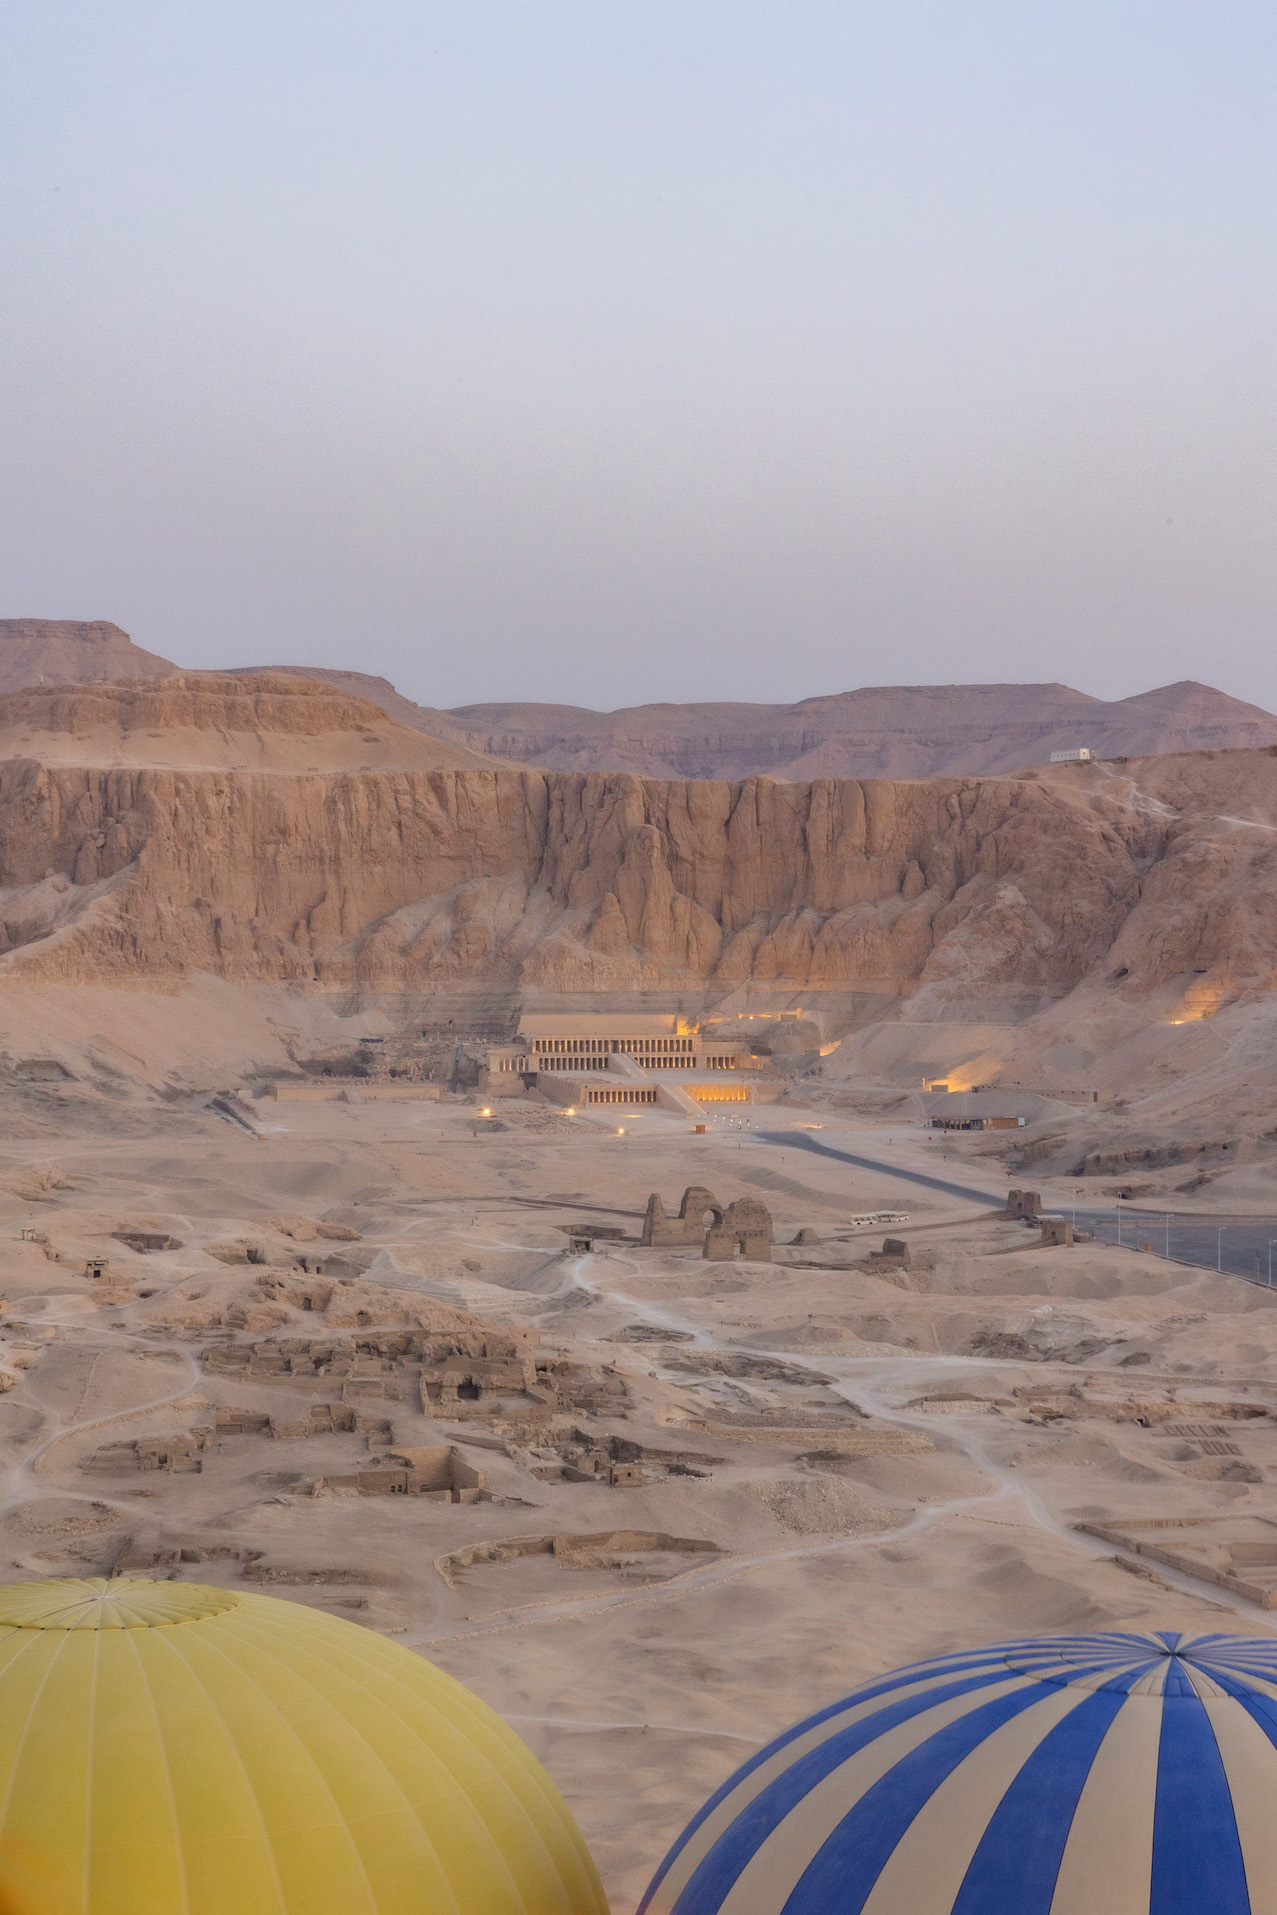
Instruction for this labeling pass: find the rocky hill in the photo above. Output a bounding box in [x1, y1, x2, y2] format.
[5, 619, 1276, 778]
[434, 678, 1277, 780]
[0, 672, 498, 773]
[258, 669, 1277, 779]
[1, 675, 1273, 1019]
[0, 619, 173, 693]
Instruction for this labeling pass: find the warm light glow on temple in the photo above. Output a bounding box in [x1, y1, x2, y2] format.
[471, 1013, 780, 1114]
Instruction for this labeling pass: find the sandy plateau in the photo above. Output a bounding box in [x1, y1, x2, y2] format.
[2, 1083, 1277, 1911]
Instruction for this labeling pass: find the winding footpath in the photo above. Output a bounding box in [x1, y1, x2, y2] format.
[410, 1231, 1277, 1651]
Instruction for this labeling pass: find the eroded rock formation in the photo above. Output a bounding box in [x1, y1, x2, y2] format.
[0, 674, 1274, 1005]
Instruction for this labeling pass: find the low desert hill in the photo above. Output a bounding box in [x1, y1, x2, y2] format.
[4, 619, 1276, 779]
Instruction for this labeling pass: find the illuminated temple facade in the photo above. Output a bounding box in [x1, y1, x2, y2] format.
[478, 1014, 774, 1111]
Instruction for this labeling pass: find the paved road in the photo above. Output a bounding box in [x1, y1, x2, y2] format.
[759, 1128, 1277, 1292]
[1084, 1212, 1277, 1290]
[758, 1130, 1004, 1209]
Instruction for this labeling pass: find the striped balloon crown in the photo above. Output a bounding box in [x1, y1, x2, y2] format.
[640, 1632, 1277, 1915]
[1005, 1630, 1277, 1692]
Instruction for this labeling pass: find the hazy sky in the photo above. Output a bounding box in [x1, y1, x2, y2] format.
[1, 3, 1274, 712]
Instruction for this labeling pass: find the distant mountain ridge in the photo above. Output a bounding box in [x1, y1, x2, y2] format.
[241, 668, 1277, 781]
[431, 678, 1277, 780]
[3, 618, 1275, 780]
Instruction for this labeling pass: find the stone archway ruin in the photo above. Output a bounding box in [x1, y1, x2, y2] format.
[703, 1198, 772, 1262]
[641, 1186, 772, 1262]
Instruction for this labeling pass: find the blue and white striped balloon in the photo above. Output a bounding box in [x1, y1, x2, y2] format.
[638, 1632, 1277, 1915]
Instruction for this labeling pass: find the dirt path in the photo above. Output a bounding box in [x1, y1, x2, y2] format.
[407, 1246, 1277, 1644]
[0, 1338, 202, 1522]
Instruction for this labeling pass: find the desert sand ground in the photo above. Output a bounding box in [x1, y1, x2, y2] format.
[3, 1081, 1277, 1910]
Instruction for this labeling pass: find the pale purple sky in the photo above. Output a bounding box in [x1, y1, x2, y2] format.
[1, 2, 1274, 712]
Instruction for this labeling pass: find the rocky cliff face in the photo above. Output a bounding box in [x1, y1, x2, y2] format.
[1, 676, 1273, 1009]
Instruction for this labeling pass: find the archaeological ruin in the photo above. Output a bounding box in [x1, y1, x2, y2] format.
[641, 1187, 774, 1261]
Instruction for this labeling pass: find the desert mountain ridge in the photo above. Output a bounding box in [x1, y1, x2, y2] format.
[4, 616, 1275, 781]
[1, 670, 1273, 1013]
[0, 672, 498, 773]
[411, 676, 1277, 781]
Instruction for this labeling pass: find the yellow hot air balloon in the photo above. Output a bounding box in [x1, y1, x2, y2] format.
[0, 1577, 608, 1915]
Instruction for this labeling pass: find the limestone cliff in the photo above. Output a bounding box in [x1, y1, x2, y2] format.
[0, 676, 1272, 1006]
